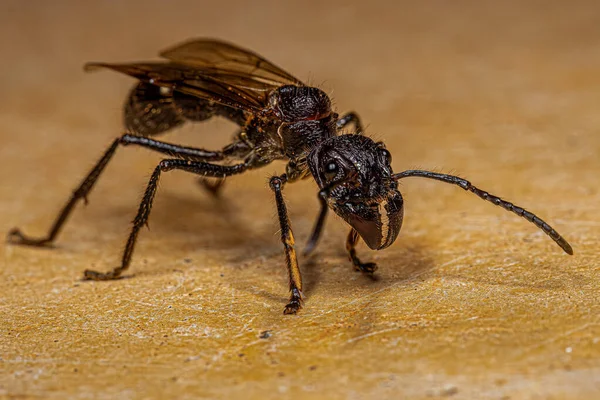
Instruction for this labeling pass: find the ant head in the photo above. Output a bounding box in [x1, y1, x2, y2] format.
[308, 135, 403, 250]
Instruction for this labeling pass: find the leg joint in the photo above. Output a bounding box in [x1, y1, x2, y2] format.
[119, 133, 139, 145]
[158, 159, 176, 171]
[269, 174, 287, 191]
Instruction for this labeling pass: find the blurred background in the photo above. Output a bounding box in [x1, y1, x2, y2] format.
[1, 1, 599, 399]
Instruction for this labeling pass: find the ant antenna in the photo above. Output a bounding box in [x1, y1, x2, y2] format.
[393, 170, 573, 255]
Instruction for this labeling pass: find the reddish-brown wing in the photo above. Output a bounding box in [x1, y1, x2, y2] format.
[85, 38, 304, 114]
[159, 38, 303, 88]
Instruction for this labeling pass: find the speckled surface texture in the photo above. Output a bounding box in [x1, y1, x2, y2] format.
[1, 1, 599, 399]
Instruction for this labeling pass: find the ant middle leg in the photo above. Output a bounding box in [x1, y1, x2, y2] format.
[83, 159, 251, 280]
[195, 140, 253, 198]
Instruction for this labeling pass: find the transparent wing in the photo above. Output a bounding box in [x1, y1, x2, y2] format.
[159, 38, 304, 88]
[85, 62, 269, 113]
[85, 39, 304, 114]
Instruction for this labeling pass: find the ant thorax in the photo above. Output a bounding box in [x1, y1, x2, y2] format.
[269, 85, 332, 122]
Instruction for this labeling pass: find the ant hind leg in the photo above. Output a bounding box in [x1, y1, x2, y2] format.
[7, 135, 230, 247]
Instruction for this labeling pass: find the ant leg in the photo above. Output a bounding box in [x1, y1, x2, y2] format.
[83, 159, 250, 280]
[346, 228, 378, 274]
[7, 134, 236, 247]
[393, 170, 573, 255]
[198, 178, 226, 197]
[196, 140, 252, 198]
[303, 189, 329, 256]
[269, 174, 304, 314]
[337, 112, 363, 134]
[117, 134, 227, 160]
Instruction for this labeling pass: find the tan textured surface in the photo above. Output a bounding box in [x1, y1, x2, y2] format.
[1, 1, 599, 399]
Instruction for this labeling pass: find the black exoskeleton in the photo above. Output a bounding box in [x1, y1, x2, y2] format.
[7, 39, 573, 314]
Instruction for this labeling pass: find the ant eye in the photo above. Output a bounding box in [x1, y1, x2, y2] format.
[324, 161, 339, 180]
[380, 148, 392, 164]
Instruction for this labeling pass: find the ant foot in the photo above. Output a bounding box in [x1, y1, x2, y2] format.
[6, 228, 52, 247]
[283, 289, 303, 314]
[355, 261, 378, 274]
[83, 269, 122, 281]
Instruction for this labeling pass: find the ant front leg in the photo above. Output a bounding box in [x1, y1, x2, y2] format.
[269, 174, 304, 314]
[346, 228, 378, 274]
[336, 112, 363, 135]
[83, 159, 250, 280]
[304, 187, 331, 256]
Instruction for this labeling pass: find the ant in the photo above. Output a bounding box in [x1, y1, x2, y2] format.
[8, 39, 573, 314]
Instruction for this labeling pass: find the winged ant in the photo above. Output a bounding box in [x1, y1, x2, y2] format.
[8, 39, 573, 314]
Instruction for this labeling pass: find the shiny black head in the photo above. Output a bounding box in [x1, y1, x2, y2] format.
[308, 135, 403, 250]
[269, 85, 331, 122]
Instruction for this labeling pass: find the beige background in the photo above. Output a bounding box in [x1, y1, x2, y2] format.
[1, 1, 599, 399]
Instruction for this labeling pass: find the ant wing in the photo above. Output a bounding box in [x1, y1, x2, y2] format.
[85, 61, 269, 114]
[159, 38, 304, 88]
